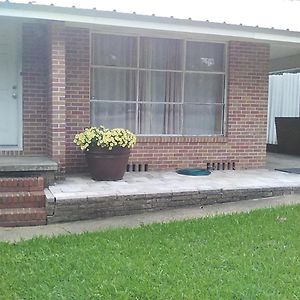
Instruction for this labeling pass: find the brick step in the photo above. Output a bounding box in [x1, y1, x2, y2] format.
[0, 191, 45, 209]
[0, 208, 47, 227]
[0, 177, 44, 192]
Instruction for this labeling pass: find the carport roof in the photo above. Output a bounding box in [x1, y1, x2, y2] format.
[1, 0, 300, 47]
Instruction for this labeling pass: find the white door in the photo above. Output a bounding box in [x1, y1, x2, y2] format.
[0, 23, 21, 147]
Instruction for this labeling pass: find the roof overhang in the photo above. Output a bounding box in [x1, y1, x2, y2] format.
[1, 2, 300, 46]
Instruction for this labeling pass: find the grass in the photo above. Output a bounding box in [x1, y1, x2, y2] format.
[1, 205, 300, 299]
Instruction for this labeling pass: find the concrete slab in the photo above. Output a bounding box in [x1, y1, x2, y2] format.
[1, 194, 300, 243]
[49, 169, 300, 201]
[0, 156, 58, 172]
[266, 152, 300, 170]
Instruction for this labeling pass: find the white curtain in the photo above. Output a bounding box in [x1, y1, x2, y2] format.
[91, 69, 136, 131]
[183, 42, 224, 135]
[267, 73, 300, 144]
[183, 72, 223, 135]
[138, 37, 182, 134]
[91, 34, 137, 131]
[92, 34, 136, 67]
[186, 41, 224, 72]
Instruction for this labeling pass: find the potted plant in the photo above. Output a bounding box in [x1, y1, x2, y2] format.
[74, 126, 136, 181]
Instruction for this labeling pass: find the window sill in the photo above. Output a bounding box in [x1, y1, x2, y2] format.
[137, 135, 227, 143]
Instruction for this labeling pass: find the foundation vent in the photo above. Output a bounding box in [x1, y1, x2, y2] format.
[127, 163, 149, 172]
[207, 162, 236, 171]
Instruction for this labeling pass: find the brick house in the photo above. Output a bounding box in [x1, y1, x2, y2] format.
[1, 2, 300, 179]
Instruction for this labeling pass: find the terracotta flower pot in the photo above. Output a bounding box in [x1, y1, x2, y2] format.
[85, 146, 131, 181]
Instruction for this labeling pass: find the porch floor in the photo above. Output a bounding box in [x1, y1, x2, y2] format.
[266, 152, 300, 169]
[48, 168, 300, 201]
[0, 156, 57, 172]
[46, 152, 300, 223]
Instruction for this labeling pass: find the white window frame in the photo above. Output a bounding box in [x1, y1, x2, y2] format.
[90, 31, 228, 136]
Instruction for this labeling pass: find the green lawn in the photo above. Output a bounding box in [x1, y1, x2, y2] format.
[1, 205, 300, 300]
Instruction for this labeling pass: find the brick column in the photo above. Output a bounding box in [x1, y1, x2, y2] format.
[48, 23, 66, 177]
[227, 41, 270, 168]
[65, 27, 90, 173]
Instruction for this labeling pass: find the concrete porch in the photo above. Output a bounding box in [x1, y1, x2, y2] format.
[266, 152, 300, 169]
[0, 156, 58, 186]
[46, 153, 300, 223]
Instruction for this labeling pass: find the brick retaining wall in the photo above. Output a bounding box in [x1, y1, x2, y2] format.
[47, 186, 300, 223]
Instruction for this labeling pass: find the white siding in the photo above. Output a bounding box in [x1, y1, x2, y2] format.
[267, 73, 300, 144]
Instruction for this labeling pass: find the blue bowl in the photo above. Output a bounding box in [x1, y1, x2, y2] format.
[176, 168, 211, 176]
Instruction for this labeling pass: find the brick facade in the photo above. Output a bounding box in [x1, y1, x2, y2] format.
[128, 42, 269, 170]
[227, 41, 269, 168]
[0, 22, 270, 173]
[47, 23, 66, 175]
[65, 27, 90, 173]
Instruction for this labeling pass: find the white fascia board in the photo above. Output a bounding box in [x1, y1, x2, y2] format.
[1, 4, 300, 45]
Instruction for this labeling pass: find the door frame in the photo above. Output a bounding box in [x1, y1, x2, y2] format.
[0, 21, 23, 151]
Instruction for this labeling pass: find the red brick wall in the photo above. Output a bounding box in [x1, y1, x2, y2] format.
[47, 23, 66, 175]
[23, 24, 49, 155]
[65, 27, 90, 173]
[226, 41, 269, 168]
[129, 41, 270, 170]
[129, 136, 229, 170]
[64, 37, 269, 172]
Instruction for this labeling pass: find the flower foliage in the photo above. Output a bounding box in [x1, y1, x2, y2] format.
[74, 126, 137, 151]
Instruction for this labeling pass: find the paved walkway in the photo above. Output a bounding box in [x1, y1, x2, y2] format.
[1, 194, 300, 243]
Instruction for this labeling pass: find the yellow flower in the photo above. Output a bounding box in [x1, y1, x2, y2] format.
[73, 126, 137, 151]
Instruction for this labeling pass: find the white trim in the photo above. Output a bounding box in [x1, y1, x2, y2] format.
[223, 43, 228, 136]
[1, 3, 300, 45]
[17, 22, 23, 151]
[91, 99, 224, 105]
[89, 31, 93, 104]
[136, 134, 224, 137]
[269, 68, 300, 74]
[90, 65, 226, 75]
[181, 39, 186, 134]
[88, 29, 92, 120]
[135, 36, 140, 133]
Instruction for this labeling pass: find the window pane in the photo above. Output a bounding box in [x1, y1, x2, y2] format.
[183, 104, 223, 135]
[91, 101, 136, 132]
[140, 37, 182, 70]
[139, 71, 182, 103]
[138, 104, 181, 134]
[186, 42, 225, 72]
[91, 69, 136, 101]
[92, 34, 137, 67]
[184, 74, 224, 103]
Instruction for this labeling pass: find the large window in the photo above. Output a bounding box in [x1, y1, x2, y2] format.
[91, 33, 226, 135]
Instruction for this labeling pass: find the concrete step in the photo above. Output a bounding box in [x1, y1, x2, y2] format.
[0, 191, 45, 209]
[0, 177, 44, 192]
[0, 208, 47, 227]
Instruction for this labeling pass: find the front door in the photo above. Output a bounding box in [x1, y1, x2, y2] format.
[0, 23, 21, 148]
